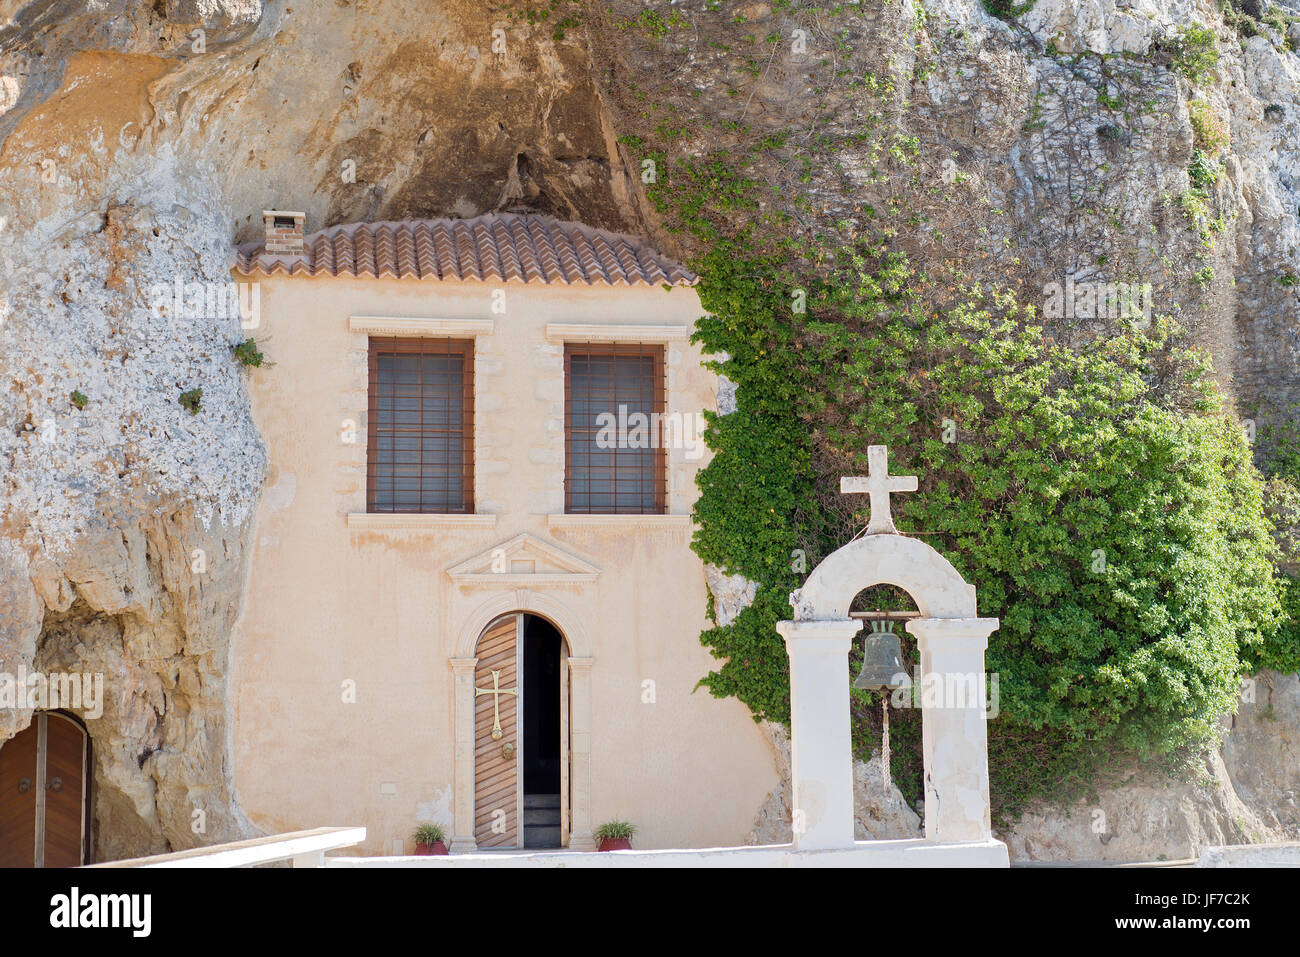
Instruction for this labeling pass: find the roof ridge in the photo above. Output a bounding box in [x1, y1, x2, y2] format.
[232, 212, 698, 287]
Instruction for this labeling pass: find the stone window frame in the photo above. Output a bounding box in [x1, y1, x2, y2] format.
[365, 336, 476, 514]
[562, 341, 667, 515]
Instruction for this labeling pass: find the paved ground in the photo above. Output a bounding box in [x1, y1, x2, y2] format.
[1011, 859, 1197, 868]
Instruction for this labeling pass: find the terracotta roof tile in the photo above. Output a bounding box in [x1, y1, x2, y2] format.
[233, 213, 698, 287]
[493, 221, 522, 283]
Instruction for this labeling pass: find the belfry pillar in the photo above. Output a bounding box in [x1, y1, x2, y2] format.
[774, 618, 862, 850]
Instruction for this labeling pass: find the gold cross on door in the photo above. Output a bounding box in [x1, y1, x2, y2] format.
[474, 669, 518, 740]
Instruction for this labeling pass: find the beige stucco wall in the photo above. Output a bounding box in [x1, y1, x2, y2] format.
[227, 273, 778, 855]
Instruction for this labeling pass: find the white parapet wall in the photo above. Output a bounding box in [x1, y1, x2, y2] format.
[327, 839, 1010, 868]
[1197, 842, 1300, 867]
[88, 827, 367, 868]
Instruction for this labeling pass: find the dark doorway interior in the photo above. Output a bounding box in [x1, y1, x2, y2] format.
[522, 614, 562, 847]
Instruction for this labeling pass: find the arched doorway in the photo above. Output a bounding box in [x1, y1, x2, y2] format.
[472, 612, 570, 850]
[0, 711, 92, 867]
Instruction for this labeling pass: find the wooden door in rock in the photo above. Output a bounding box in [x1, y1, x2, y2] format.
[474, 614, 521, 848]
[0, 712, 90, 867]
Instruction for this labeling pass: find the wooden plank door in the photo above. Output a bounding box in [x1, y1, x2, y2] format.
[43, 713, 88, 868]
[0, 713, 88, 867]
[559, 656, 569, 847]
[0, 721, 39, 867]
[474, 614, 520, 848]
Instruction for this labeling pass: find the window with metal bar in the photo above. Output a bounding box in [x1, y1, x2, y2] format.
[367, 337, 474, 513]
[564, 343, 666, 514]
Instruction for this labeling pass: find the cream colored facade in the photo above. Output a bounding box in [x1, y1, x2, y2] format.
[227, 273, 778, 856]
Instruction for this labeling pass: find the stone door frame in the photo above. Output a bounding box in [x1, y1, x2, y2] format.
[449, 590, 595, 852]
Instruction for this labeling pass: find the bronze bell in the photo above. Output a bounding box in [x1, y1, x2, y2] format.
[854, 622, 908, 691]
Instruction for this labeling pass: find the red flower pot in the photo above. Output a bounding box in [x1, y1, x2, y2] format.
[415, 841, 448, 856]
[598, 838, 632, 852]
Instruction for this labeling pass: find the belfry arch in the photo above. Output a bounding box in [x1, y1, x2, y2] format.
[791, 533, 977, 620]
[776, 446, 1002, 856]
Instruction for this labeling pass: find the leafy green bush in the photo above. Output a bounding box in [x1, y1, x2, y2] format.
[1188, 100, 1230, 153]
[1188, 148, 1223, 191]
[179, 388, 203, 415]
[1164, 25, 1220, 83]
[982, 0, 1037, 21]
[1255, 420, 1300, 673]
[1190, 148, 1216, 191]
[1269, 573, 1300, 662]
[691, 247, 1293, 817]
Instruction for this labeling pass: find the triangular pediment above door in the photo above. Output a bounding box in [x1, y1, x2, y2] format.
[446, 533, 600, 586]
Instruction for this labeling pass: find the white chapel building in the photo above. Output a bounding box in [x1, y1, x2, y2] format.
[227, 211, 777, 855]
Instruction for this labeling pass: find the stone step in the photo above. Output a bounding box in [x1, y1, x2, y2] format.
[524, 793, 560, 810]
[524, 825, 561, 848]
[523, 806, 561, 826]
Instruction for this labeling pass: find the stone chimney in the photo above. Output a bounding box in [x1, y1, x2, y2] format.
[262, 209, 305, 257]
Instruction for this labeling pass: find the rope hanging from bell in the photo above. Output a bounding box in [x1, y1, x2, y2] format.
[881, 695, 891, 792]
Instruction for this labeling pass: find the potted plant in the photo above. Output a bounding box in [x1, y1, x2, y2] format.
[593, 820, 637, 852]
[412, 823, 448, 856]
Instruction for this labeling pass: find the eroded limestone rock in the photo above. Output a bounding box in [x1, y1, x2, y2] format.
[746, 721, 923, 845]
[1005, 672, 1300, 862]
[1223, 670, 1300, 835]
[704, 565, 759, 628]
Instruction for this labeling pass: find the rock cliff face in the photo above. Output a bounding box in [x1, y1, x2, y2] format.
[0, 0, 1297, 860]
[589, 0, 1300, 417]
[1005, 671, 1300, 862]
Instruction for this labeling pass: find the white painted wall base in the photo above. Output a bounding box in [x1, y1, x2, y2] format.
[325, 838, 1010, 868]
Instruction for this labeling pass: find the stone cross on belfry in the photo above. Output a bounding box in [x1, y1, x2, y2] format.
[840, 445, 918, 535]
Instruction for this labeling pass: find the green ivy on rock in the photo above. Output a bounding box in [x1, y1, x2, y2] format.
[606, 32, 1300, 818]
[689, 245, 1296, 820]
